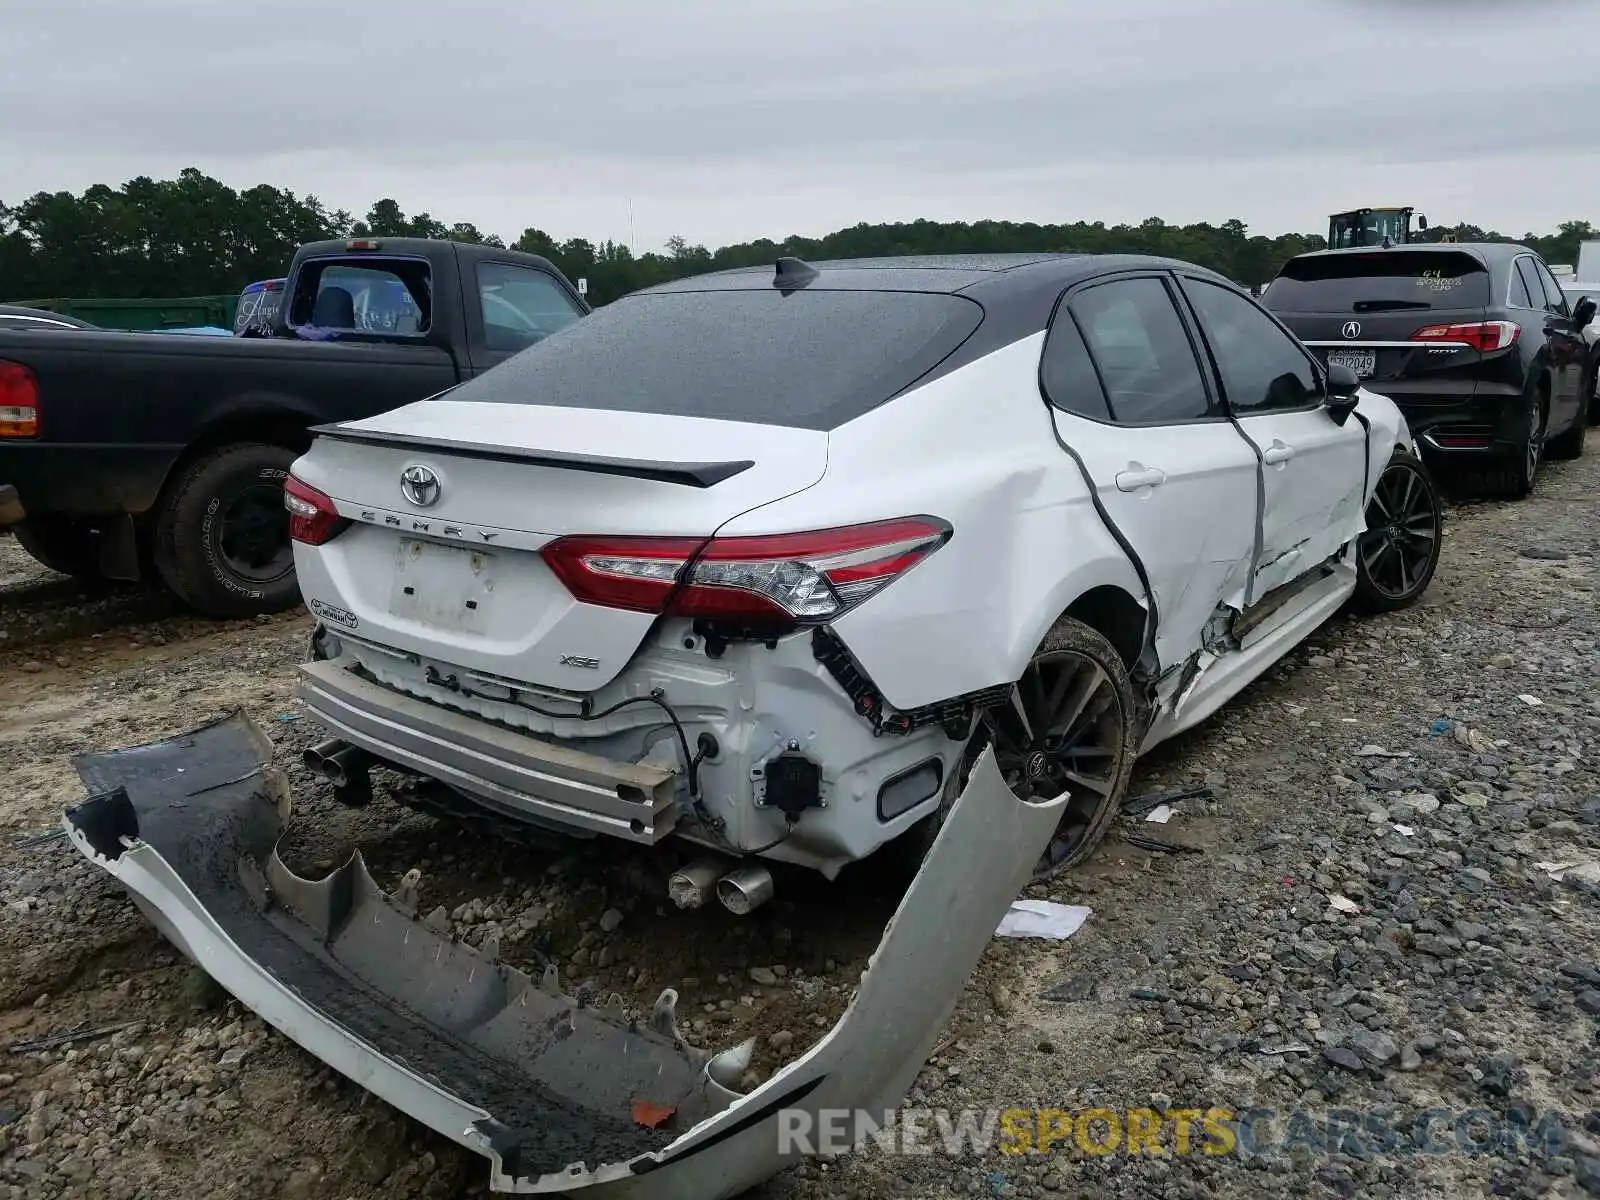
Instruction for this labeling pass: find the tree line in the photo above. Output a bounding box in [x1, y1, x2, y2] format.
[2, 168, 1595, 308]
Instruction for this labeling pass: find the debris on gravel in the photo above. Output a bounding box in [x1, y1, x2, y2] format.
[2, 456, 1598, 1200]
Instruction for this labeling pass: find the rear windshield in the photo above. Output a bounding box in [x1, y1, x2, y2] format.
[452, 288, 984, 430]
[234, 281, 284, 334]
[1264, 251, 1490, 312]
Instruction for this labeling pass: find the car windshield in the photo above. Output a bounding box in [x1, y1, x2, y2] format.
[450, 287, 985, 431]
[1264, 250, 1490, 312]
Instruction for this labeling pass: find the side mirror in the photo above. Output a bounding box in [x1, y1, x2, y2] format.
[1324, 363, 1361, 426]
[1573, 296, 1596, 332]
[1416, 214, 1429, 231]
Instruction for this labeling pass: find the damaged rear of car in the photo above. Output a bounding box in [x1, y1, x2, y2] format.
[63, 253, 1443, 1194]
[283, 256, 1155, 891]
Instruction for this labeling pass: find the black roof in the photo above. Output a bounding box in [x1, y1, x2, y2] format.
[636, 252, 1238, 345]
[291, 237, 566, 278]
[449, 251, 1252, 432]
[643, 251, 1230, 296]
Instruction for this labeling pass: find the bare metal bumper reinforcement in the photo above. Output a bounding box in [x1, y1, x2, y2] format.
[298, 657, 681, 844]
[62, 711, 1066, 1197]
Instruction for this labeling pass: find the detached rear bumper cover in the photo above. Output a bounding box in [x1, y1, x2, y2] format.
[63, 712, 1065, 1198]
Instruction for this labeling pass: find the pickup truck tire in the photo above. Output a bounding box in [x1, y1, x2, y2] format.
[14, 517, 107, 582]
[153, 443, 301, 618]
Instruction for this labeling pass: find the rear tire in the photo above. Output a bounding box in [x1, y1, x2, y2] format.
[894, 616, 1140, 882]
[153, 442, 302, 618]
[1481, 389, 1543, 500]
[1545, 403, 1587, 460]
[1587, 354, 1600, 426]
[14, 517, 107, 582]
[1349, 448, 1442, 615]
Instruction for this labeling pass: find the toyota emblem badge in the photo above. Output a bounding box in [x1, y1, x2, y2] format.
[400, 465, 441, 507]
[1341, 320, 1362, 339]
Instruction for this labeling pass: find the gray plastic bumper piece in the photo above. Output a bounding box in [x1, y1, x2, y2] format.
[63, 711, 1068, 1197]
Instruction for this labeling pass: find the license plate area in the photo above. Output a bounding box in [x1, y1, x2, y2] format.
[1326, 348, 1376, 378]
[389, 538, 496, 633]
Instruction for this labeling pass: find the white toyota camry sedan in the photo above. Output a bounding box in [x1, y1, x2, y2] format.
[283, 252, 1441, 905]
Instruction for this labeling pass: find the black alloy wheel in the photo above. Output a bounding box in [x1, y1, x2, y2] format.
[1524, 395, 1543, 485]
[972, 619, 1138, 880]
[892, 618, 1139, 882]
[1350, 450, 1442, 614]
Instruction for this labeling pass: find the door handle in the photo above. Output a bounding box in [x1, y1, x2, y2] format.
[1262, 441, 1296, 466]
[1114, 466, 1167, 492]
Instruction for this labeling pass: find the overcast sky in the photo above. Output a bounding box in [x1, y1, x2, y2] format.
[2, 0, 1592, 252]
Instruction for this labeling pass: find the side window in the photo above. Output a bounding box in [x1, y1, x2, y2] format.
[1507, 262, 1535, 309]
[478, 263, 585, 353]
[1533, 260, 1569, 316]
[1515, 260, 1547, 314]
[1069, 277, 1212, 424]
[1039, 310, 1112, 421]
[1182, 278, 1321, 415]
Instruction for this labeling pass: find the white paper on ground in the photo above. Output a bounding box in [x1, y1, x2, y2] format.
[995, 900, 1093, 940]
[1145, 805, 1175, 824]
[1536, 860, 1600, 883]
[1355, 745, 1412, 758]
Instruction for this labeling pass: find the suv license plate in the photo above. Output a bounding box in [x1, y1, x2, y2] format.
[1326, 349, 1375, 378]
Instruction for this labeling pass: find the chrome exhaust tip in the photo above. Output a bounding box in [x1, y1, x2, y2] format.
[302, 739, 346, 777]
[667, 857, 729, 910]
[716, 864, 775, 916]
[324, 745, 372, 789]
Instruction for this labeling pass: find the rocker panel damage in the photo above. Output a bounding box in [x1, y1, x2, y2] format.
[62, 711, 1067, 1197]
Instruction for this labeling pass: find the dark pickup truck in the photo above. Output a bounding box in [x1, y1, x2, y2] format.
[0, 238, 588, 616]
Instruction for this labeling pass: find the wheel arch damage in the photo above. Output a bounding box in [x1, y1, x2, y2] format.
[62, 711, 1066, 1197]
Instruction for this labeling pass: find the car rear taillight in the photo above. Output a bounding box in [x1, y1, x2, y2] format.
[1410, 320, 1519, 352]
[283, 475, 346, 546]
[0, 360, 40, 438]
[541, 516, 952, 623]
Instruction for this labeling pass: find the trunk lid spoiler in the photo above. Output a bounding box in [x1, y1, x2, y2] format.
[63, 712, 1066, 1196]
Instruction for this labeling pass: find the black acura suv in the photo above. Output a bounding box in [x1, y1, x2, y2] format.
[1263, 243, 1594, 498]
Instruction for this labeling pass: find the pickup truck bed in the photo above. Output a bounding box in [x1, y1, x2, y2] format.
[4, 330, 460, 515]
[0, 238, 587, 615]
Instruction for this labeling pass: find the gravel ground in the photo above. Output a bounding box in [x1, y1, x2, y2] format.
[0, 447, 1597, 1200]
